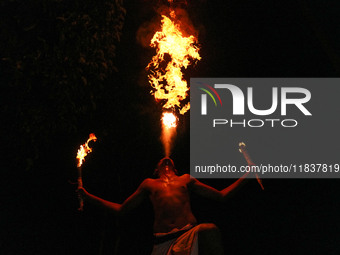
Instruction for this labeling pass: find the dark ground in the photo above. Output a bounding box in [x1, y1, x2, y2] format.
[1, 0, 340, 254]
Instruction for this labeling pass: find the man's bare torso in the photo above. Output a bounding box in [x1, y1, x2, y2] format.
[144, 174, 197, 233]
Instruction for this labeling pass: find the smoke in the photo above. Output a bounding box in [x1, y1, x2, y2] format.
[136, 16, 161, 48]
[161, 125, 177, 157]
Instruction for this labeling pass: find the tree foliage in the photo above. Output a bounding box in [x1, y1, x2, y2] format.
[0, 0, 125, 170]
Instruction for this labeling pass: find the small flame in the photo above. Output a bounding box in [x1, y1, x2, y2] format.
[147, 13, 200, 114]
[162, 112, 177, 129]
[76, 133, 97, 168]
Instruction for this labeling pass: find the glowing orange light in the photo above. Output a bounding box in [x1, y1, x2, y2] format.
[76, 133, 97, 168]
[162, 112, 177, 129]
[147, 14, 200, 115]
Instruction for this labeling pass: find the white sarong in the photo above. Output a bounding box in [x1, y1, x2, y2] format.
[151, 224, 199, 255]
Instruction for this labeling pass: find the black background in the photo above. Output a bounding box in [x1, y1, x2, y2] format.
[2, 0, 340, 254]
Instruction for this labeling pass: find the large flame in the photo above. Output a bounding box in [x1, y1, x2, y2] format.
[147, 13, 201, 114]
[76, 133, 97, 168]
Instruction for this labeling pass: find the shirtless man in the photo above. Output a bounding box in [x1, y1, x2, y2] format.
[79, 157, 251, 254]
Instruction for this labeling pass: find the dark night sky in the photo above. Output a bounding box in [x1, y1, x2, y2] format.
[2, 1, 340, 254]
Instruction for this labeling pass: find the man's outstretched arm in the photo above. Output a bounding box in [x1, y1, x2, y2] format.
[189, 171, 251, 202]
[78, 179, 150, 215]
[79, 187, 121, 213]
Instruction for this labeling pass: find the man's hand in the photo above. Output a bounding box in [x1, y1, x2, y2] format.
[77, 187, 88, 200]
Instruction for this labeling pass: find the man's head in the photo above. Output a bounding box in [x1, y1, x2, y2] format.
[154, 157, 177, 177]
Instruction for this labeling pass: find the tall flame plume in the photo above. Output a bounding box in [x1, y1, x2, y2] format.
[147, 5, 200, 156]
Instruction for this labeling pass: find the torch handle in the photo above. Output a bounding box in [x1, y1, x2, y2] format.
[241, 149, 254, 166]
[239, 145, 264, 190]
[77, 167, 84, 211]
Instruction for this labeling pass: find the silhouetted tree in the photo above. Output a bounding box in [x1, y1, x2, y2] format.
[0, 0, 125, 170]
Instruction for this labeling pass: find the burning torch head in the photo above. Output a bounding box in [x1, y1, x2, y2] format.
[154, 157, 177, 176]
